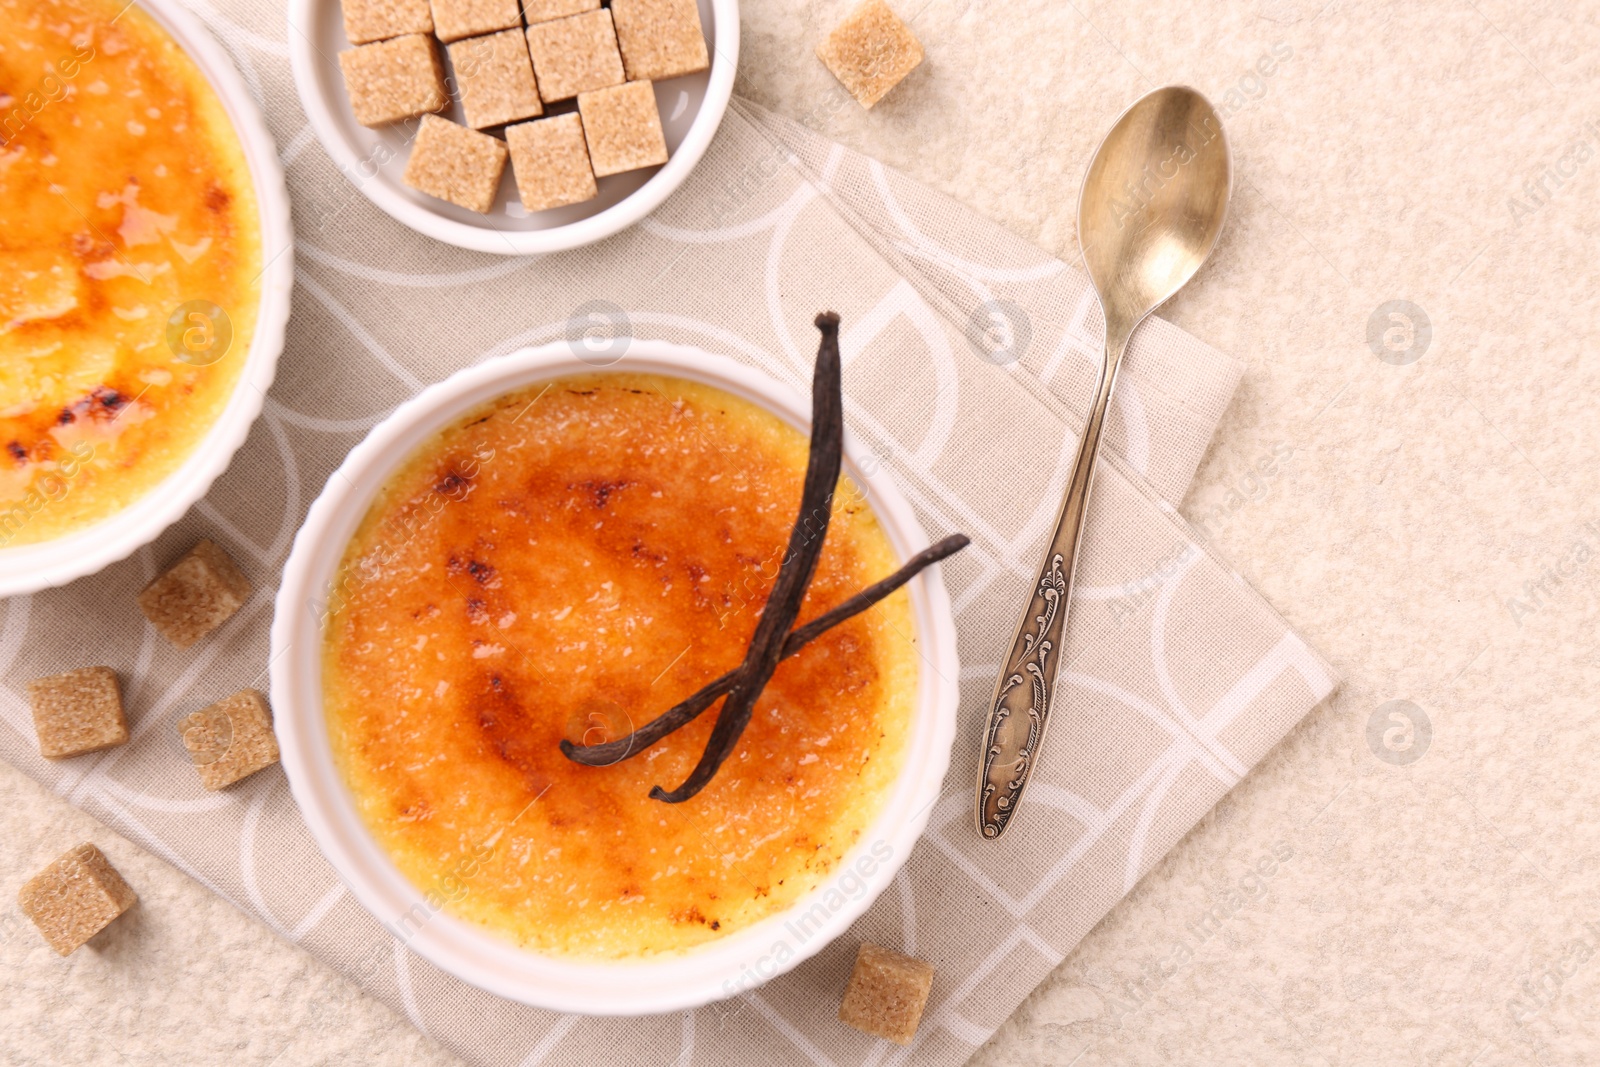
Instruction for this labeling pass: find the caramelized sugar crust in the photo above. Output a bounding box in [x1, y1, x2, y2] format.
[0, 0, 260, 545]
[323, 374, 916, 957]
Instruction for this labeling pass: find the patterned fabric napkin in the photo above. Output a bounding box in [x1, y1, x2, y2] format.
[0, 12, 1337, 1062]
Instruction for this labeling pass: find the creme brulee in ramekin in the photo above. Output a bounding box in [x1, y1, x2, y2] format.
[0, 0, 261, 547]
[321, 373, 917, 959]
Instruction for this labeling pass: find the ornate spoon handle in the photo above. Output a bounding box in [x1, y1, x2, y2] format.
[976, 326, 1130, 839]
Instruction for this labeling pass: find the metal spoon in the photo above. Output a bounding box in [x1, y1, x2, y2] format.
[976, 86, 1232, 839]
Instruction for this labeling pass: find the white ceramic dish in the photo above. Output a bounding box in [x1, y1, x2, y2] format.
[0, 0, 293, 598]
[286, 0, 738, 255]
[271, 341, 959, 1014]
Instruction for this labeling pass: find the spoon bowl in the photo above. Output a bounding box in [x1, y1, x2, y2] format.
[1079, 86, 1232, 342]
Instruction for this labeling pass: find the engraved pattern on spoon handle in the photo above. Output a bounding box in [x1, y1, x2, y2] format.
[976, 331, 1129, 839]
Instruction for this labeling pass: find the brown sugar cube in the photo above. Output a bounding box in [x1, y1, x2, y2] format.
[524, 9, 625, 103]
[402, 114, 509, 212]
[610, 0, 709, 81]
[448, 30, 543, 129]
[521, 0, 595, 25]
[18, 843, 137, 956]
[837, 942, 935, 1046]
[179, 688, 280, 791]
[338, 34, 448, 127]
[137, 539, 252, 649]
[577, 81, 667, 177]
[28, 667, 126, 760]
[816, 0, 924, 110]
[342, 0, 433, 45]
[430, 0, 520, 43]
[506, 113, 597, 210]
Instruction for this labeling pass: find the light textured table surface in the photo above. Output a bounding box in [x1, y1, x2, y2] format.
[6, 0, 1599, 1063]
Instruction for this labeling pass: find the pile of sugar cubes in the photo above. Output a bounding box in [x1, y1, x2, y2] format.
[15, 539, 280, 956]
[335, 0, 709, 214]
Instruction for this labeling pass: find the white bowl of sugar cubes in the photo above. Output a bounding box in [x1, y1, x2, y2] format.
[288, 0, 737, 254]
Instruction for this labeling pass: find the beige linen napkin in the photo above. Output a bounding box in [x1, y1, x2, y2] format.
[0, 16, 1336, 1063]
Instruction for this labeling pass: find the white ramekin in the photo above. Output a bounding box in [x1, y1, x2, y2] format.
[271, 341, 959, 1014]
[286, 0, 738, 255]
[0, 0, 293, 597]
